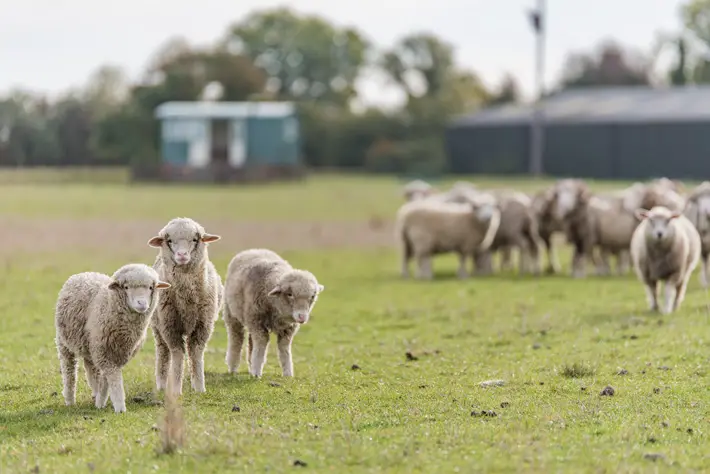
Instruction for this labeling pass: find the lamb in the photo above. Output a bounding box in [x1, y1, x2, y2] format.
[473, 190, 544, 275]
[531, 187, 566, 274]
[403, 180, 436, 201]
[222, 248, 324, 378]
[396, 195, 501, 280]
[148, 217, 223, 395]
[630, 206, 701, 314]
[54, 264, 170, 413]
[684, 181, 710, 287]
[546, 178, 597, 277]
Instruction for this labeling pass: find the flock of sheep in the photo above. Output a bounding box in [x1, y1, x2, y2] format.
[47, 177, 710, 414]
[396, 177, 710, 314]
[54, 218, 325, 413]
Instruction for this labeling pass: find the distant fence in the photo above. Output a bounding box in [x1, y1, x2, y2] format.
[446, 121, 710, 180]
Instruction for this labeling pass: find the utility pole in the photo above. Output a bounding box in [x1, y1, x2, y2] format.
[528, 0, 546, 176]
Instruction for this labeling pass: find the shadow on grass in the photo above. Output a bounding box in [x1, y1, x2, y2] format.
[0, 374, 263, 442]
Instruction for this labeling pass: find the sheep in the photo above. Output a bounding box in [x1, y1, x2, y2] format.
[54, 264, 170, 413]
[546, 178, 597, 278]
[473, 190, 544, 275]
[396, 195, 501, 280]
[531, 187, 566, 274]
[148, 217, 222, 395]
[587, 183, 649, 276]
[403, 180, 436, 201]
[684, 181, 710, 287]
[222, 248, 324, 377]
[630, 206, 701, 314]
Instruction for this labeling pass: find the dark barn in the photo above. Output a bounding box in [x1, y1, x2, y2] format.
[446, 86, 710, 180]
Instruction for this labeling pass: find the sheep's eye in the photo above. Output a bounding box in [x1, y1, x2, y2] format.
[123, 285, 128, 290]
[193, 238, 199, 243]
[166, 239, 172, 245]
[149, 285, 154, 291]
[286, 292, 294, 298]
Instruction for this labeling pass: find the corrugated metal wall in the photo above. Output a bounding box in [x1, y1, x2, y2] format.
[247, 116, 299, 165]
[446, 121, 710, 179]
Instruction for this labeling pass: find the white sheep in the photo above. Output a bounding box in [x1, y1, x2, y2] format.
[54, 264, 170, 413]
[684, 181, 710, 287]
[630, 206, 701, 314]
[402, 180, 436, 201]
[222, 248, 324, 378]
[148, 217, 222, 395]
[396, 196, 500, 280]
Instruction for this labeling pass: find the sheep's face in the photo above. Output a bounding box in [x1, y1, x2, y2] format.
[636, 208, 681, 243]
[550, 181, 579, 220]
[148, 218, 220, 266]
[267, 271, 324, 325]
[109, 274, 171, 314]
[471, 201, 497, 222]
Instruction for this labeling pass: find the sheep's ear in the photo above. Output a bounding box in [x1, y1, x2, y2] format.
[670, 212, 682, 220]
[148, 236, 164, 248]
[267, 286, 282, 297]
[201, 233, 221, 243]
[108, 280, 121, 290]
[317, 284, 325, 292]
[634, 208, 649, 220]
[156, 281, 171, 290]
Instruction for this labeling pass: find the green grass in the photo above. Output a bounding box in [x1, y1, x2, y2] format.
[2, 171, 710, 473]
[0, 168, 691, 221]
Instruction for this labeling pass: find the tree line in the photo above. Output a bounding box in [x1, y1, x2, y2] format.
[1, 1, 710, 174]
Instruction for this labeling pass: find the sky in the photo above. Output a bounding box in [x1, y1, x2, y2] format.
[0, 0, 685, 109]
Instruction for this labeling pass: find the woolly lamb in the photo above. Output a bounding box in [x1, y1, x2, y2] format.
[630, 206, 701, 314]
[473, 190, 543, 276]
[396, 196, 500, 280]
[148, 217, 222, 395]
[403, 180, 436, 201]
[531, 187, 566, 274]
[55, 264, 170, 413]
[546, 179, 596, 277]
[223, 248, 324, 378]
[684, 181, 710, 287]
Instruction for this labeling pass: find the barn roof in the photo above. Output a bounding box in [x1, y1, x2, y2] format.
[451, 86, 710, 127]
[155, 101, 296, 119]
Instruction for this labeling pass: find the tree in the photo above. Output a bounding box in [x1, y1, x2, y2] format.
[558, 41, 651, 89]
[487, 74, 522, 105]
[381, 33, 455, 101]
[224, 7, 369, 105]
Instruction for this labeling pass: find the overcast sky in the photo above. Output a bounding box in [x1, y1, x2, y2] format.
[1, 0, 684, 108]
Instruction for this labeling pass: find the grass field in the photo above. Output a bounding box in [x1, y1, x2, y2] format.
[1, 169, 710, 473]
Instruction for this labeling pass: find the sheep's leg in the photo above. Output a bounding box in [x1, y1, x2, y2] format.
[662, 282, 677, 315]
[104, 369, 126, 413]
[276, 329, 296, 377]
[401, 237, 412, 279]
[169, 348, 185, 396]
[416, 254, 433, 280]
[249, 330, 270, 378]
[246, 334, 254, 372]
[95, 375, 109, 409]
[57, 343, 77, 406]
[673, 279, 689, 311]
[84, 359, 100, 399]
[644, 281, 659, 312]
[500, 247, 513, 272]
[187, 341, 206, 393]
[474, 251, 493, 275]
[153, 329, 170, 392]
[617, 251, 631, 275]
[571, 246, 586, 279]
[597, 249, 611, 276]
[456, 252, 468, 279]
[224, 315, 245, 374]
[700, 253, 709, 288]
[526, 237, 542, 276]
[544, 237, 561, 274]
